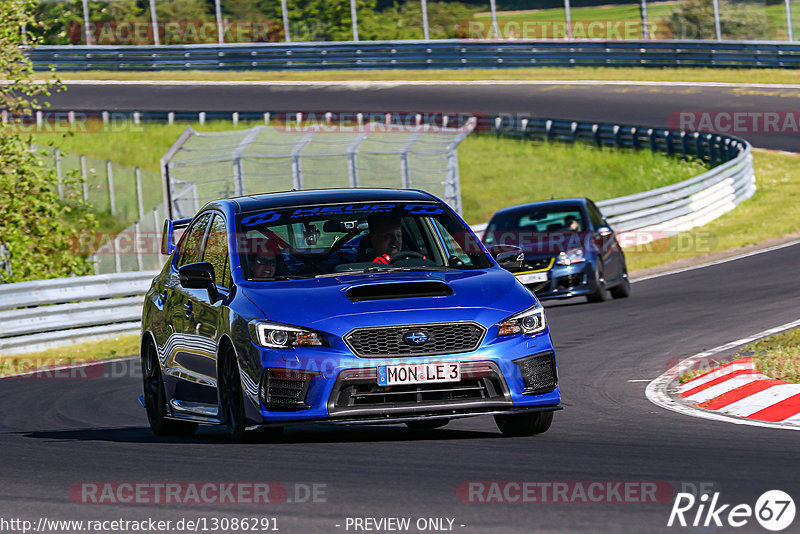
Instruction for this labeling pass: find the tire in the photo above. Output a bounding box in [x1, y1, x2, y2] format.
[494, 411, 553, 437]
[586, 264, 610, 303]
[219, 346, 248, 443]
[141, 340, 198, 437]
[406, 419, 450, 430]
[610, 265, 631, 299]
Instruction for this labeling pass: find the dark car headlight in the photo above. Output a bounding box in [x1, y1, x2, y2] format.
[497, 305, 547, 337]
[249, 320, 325, 349]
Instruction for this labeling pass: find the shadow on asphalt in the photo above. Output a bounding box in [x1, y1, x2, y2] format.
[23, 425, 500, 445]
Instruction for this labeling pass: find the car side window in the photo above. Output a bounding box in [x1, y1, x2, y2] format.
[587, 203, 606, 230]
[178, 212, 213, 267]
[204, 214, 231, 289]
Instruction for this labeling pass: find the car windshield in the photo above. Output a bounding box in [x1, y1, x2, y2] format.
[235, 201, 492, 280]
[484, 207, 585, 246]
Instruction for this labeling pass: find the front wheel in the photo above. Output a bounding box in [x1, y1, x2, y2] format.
[494, 411, 553, 437]
[141, 340, 197, 437]
[586, 264, 610, 303]
[610, 266, 631, 299]
[219, 347, 248, 442]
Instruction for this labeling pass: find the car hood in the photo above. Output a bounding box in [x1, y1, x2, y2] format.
[240, 268, 535, 335]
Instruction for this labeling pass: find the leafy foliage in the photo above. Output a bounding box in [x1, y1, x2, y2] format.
[0, 0, 96, 283]
[668, 0, 769, 39]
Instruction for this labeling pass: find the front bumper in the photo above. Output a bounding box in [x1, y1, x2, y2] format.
[248, 330, 561, 425]
[517, 262, 596, 300]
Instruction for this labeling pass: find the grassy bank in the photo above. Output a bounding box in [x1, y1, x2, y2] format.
[0, 335, 140, 377]
[625, 149, 800, 271]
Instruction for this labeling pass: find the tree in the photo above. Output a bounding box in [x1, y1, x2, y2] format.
[0, 0, 95, 282]
[668, 0, 769, 40]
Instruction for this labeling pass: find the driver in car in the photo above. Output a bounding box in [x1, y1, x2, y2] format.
[367, 215, 403, 264]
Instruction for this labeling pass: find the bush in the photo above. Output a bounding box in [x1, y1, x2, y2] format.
[668, 0, 770, 40]
[0, 0, 96, 283]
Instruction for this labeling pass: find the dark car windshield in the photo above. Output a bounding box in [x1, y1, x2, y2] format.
[235, 201, 491, 280]
[484, 206, 585, 246]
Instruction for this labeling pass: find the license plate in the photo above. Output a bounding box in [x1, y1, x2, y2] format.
[377, 362, 461, 386]
[516, 272, 548, 284]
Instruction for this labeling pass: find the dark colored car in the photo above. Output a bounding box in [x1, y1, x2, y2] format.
[482, 198, 630, 302]
[140, 188, 561, 441]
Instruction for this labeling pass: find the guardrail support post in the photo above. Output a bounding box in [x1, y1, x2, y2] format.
[136, 168, 145, 221]
[199, 112, 206, 125]
[648, 129, 657, 153]
[80, 155, 88, 206]
[695, 132, 704, 162]
[55, 148, 63, 200]
[592, 124, 602, 148]
[546, 120, 554, 143]
[631, 127, 639, 150]
[681, 131, 689, 160]
[106, 161, 116, 215]
[665, 130, 673, 157]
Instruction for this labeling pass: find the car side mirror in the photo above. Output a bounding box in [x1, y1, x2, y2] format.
[488, 244, 524, 270]
[597, 226, 613, 237]
[179, 262, 219, 301]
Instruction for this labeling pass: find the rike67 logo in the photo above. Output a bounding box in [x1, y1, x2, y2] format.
[668, 490, 795, 531]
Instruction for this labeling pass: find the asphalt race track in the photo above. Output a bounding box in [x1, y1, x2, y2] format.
[2, 243, 800, 532]
[48, 81, 800, 151]
[4, 80, 800, 532]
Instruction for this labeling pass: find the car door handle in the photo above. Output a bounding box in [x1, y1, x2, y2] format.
[183, 301, 193, 317]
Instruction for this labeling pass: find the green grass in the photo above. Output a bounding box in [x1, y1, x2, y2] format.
[0, 335, 139, 376]
[38, 67, 800, 84]
[749, 329, 800, 383]
[681, 328, 800, 384]
[458, 136, 707, 224]
[625, 148, 800, 271]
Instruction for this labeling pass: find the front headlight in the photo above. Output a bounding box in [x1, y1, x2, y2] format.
[498, 305, 547, 337]
[250, 320, 325, 349]
[556, 248, 585, 266]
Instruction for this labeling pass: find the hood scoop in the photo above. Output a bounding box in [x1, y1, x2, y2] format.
[345, 281, 454, 302]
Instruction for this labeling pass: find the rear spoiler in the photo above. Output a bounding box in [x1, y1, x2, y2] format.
[161, 217, 193, 255]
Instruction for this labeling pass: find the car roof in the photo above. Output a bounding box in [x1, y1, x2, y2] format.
[489, 198, 590, 221]
[202, 188, 439, 214]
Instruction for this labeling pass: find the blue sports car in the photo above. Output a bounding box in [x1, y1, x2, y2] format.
[140, 189, 561, 441]
[483, 198, 630, 302]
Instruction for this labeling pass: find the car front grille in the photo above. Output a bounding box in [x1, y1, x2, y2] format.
[328, 361, 510, 416]
[344, 322, 486, 358]
[515, 351, 557, 394]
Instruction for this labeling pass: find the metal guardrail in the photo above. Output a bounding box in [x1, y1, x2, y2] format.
[28, 40, 800, 71]
[0, 271, 158, 355]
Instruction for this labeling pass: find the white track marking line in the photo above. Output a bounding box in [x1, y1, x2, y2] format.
[0, 355, 138, 380]
[721, 384, 800, 417]
[683, 373, 771, 403]
[632, 238, 800, 283]
[677, 360, 756, 392]
[645, 317, 800, 431]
